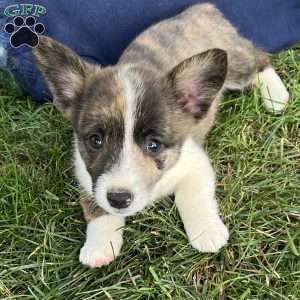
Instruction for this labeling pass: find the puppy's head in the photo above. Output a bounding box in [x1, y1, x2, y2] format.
[33, 37, 227, 216]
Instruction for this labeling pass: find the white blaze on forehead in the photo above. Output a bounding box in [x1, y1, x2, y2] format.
[93, 66, 150, 215]
[111, 65, 145, 181]
[121, 66, 138, 147]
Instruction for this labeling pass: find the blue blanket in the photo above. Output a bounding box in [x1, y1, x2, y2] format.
[1, 0, 300, 102]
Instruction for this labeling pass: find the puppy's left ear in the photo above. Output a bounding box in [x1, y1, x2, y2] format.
[32, 36, 96, 119]
[165, 48, 227, 118]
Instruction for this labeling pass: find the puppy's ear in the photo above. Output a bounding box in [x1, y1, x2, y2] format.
[165, 49, 227, 118]
[32, 36, 95, 119]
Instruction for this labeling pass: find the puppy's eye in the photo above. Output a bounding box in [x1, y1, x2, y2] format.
[88, 134, 104, 150]
[145, 139, 162, 154]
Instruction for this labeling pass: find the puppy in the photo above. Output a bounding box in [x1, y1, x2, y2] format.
[33, 3, 289, 268]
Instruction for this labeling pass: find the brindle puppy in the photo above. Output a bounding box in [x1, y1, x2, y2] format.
[33, 3, 289, 267]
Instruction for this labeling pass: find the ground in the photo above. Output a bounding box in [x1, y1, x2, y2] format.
[0, 49, 299, 300]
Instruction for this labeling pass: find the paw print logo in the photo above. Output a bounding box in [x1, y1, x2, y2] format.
[4, 16, 45, 48]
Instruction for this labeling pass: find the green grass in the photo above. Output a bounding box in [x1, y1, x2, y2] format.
[0, 49, 299, 300]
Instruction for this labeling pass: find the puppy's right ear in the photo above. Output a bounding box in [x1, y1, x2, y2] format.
[32, 36, 95, 119]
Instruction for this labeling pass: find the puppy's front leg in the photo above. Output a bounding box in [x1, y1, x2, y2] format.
[79, 197, 124, 268]
[175, 146, 229, 253]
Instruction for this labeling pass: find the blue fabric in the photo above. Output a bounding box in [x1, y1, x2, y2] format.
[1, 0, 300, 102]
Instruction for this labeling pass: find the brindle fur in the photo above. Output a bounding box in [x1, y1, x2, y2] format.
[30, 3, 288, 267]
[119, 3, 270, 142]
[81, 195, 106, 222]
[120, 3, 269, 82]
[33, 3, 271, 223]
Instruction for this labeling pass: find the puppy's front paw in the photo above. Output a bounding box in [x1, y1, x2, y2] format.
[189, 218, 229, 253]
[79, 215, 124, 268]
[79, 230, 123, 268]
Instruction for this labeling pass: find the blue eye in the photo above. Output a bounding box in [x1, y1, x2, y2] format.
[146, 139, 162, 153]
[88, 134, 104, 149]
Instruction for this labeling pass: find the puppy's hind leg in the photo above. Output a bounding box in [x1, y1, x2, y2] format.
[253, 66, 289, 113]
[225, 50, 289, 113]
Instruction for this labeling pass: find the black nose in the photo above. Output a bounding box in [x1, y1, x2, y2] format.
[107, 189, 133, 209]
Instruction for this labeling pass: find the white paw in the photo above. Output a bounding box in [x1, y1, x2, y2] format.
[256, 67, 289, 113]
[79, 215, 124, 268]
[188, 218, 229, 253]
[79, 231, 123, 268]
[262, 86, 289, 113]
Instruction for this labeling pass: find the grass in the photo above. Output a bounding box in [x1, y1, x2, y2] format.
[0, 48, 299, 300]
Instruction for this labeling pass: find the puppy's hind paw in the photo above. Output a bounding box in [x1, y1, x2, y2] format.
[256, 67, 289, 113]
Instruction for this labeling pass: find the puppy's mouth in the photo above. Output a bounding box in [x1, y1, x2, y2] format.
[105, 206, 141, 217]
[114, 208, 135, 216]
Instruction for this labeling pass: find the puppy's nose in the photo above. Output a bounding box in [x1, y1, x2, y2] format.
[107, 189, 133, 209]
